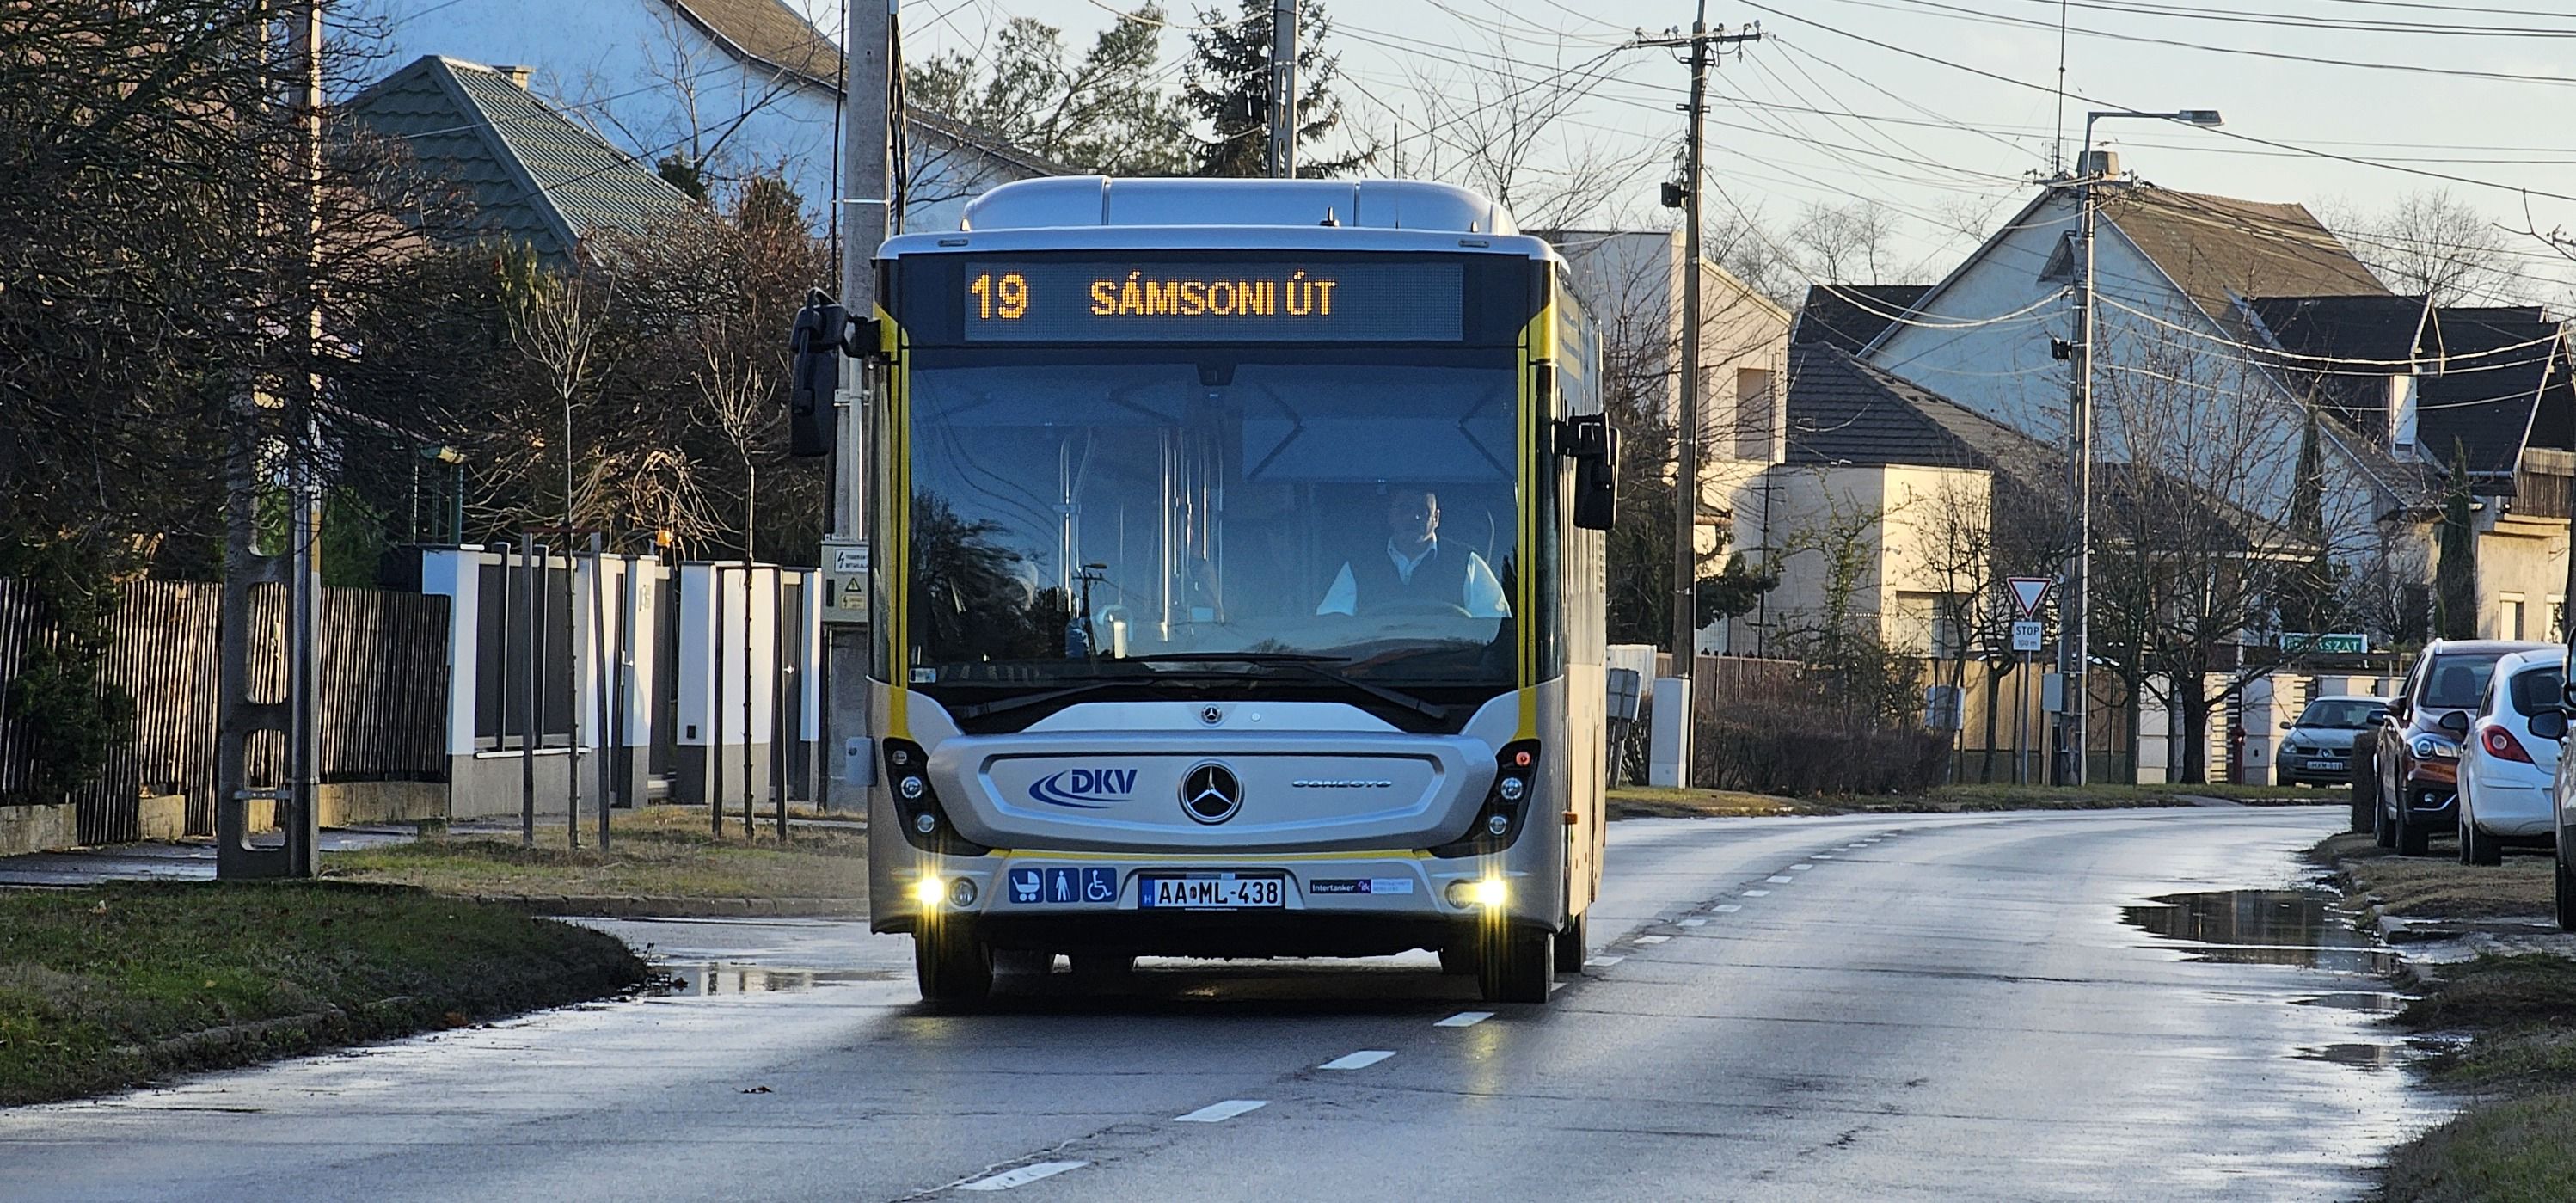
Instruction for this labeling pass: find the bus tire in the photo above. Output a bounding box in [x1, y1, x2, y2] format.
[913, 920, 993, 1009]
[1437, 943, 1476, 975]
[1478, 924, 1554, 1004]
[1070, 953, 1135, 985]
[1551, 911, 1587, 972]
[992, 948, 1056, 976]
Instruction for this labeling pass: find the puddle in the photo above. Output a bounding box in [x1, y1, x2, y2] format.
[2297, 1042, 2403, 1070]
[658, 962, 899, 996]
[2294, 991, 2410, 1015]
[2120, 889, 2399, 974]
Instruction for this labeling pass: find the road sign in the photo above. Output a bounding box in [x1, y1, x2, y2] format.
[2281, 631, 2368, 655]
[2007, 577, 2052, 618]
[2011, 620, 2045, 652]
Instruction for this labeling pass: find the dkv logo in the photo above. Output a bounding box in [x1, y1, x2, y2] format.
[1028, 767, 1138, 810]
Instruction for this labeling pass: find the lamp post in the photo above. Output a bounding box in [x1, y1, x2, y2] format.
[2063, 107, 2221, 786]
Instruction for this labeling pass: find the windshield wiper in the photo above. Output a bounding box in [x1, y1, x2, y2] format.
[1119, 653, 1449, 721]
[948, 668, 1243, 721]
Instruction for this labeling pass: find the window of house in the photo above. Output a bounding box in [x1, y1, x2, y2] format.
[2551, 595, 2565, 643]
[1734, 367, 1775, 460]
[2502, 592, 2526, 641]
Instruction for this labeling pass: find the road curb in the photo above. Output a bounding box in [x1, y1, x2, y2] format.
[474, 893, 867, 919]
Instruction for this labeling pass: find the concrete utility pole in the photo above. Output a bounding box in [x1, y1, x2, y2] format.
[220, 1, 324, 880]
[1268, 0, 1297, 178]
[2059, 107, 2221, 786]
[825, 0, 894, 811]
[1635, 9, 1761, 666]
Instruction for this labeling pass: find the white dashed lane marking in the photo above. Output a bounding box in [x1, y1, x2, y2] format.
[1175, 1100, 1267, 1123]
[1766, 875, 1794, 883]
[1633, 935, 1669, 945]
[1585, 956, 1623, 968]
[1319, 1051, 1395, 1071]
[958, 1162, 1089, 1191]
[1436, 1011, 1494, 1028]
[1791, 864, 1813, 871]
[1712, 904, 1742, 912]
[1678, 918, 1707, 927]
[1742, 889, 1770, 897]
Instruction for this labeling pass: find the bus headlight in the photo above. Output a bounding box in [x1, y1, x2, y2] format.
[883, 739, 990, 856]
[1447, 876, 1510, 909]
[913, 875, 948, 907]
[948, 877, 979, 908]
[1429, 740, 1542, 857]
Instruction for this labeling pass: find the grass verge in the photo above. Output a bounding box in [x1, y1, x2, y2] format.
[2310, 831, 2553, 921]
[1608, 781, 2323, 819]
[2307, 832, 2576, 1200]
[322, 805, 868, 907]
[0, 881, 644, 1107]
[2378, 954, 2576, 1202]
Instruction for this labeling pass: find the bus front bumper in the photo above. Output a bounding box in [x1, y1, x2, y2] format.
[880, 852, 1542, 953]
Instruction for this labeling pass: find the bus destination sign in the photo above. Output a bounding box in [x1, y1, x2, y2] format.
[961, 260, 1463, 341]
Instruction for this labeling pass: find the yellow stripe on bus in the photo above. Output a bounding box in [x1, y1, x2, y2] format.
[884, 306, 912, 740]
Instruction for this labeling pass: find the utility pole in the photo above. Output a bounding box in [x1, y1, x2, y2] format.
[1268, 0, 1297, 178]
[825, 0, 893, 812]
[1635, 10, 1761, 668]
[2058, 108, 2221, 786]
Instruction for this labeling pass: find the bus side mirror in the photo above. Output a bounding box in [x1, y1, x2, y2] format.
[1555, 414, 1617, 531]
[789, 291, 879, 460]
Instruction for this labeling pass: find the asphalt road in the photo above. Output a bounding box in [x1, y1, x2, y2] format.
[0, 807, 2444, 1201]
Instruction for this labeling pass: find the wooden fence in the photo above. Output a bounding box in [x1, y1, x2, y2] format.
[0, 579, 449, 842]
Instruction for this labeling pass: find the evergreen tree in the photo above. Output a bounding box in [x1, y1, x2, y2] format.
[1181, 0, 1371, 178]
[905, 6, 1193, 176]
[2435, 442, 2480, 640]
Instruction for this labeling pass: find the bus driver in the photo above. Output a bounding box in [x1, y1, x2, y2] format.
[1315, 489, 1512, 618]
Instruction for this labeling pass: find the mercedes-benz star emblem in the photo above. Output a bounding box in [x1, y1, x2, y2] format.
[1199, 705, 1224, 727]
[1180, 762, 1242, 824]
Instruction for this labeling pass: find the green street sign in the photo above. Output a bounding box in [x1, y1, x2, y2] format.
[2280, 632, 2368, 655]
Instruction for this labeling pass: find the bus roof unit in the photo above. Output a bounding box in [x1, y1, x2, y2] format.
[960, 176, 1519, 236]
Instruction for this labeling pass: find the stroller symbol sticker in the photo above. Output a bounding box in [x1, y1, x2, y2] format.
[1008, 868, 1042, 904]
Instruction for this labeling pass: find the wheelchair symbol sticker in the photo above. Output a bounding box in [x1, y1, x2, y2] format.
[1080, 867, 1117, 903]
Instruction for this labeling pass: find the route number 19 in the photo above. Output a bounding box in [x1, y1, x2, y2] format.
[970, 272, 1029, 320]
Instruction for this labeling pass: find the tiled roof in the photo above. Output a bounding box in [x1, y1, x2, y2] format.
[2099, 187, 2389, 328]
[347, 57, 694, 261]
[663, 0, 839, 89]
[1792, 284, 1930, 353]
[2246, 294, 2569, 482]
[1784, 344, 2299, 554]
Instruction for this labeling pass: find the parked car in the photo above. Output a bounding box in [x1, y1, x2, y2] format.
[2457, 649, 2566, 866]
[2370, 639, 2556, 856]
[2277, 695, 2385, 788]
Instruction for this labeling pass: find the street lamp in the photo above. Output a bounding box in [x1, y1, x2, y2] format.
[2061, 107, 2222, 786]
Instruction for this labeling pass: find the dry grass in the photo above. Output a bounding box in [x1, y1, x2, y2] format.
[2312, 832, 2555, 921]
[0, 882, 642, 1105]
[322, 805, 868, 902]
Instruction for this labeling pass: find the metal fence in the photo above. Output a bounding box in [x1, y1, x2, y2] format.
[0, 578, 449, 842]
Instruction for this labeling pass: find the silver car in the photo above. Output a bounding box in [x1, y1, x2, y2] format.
[2276, 694, 2387, 788]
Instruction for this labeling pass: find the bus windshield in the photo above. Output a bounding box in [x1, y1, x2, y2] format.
[904, 349, 1526, 703]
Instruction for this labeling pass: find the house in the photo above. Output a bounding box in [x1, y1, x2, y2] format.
[1542, 228, 1793, 651]
[347, 56, 696, 262]
[1858, 161, 2572, 646]
[1791, 283, 1932, 355]
[373, 0, 1064, 231]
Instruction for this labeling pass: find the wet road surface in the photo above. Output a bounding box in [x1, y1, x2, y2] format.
[0, 807, 2446, 1201]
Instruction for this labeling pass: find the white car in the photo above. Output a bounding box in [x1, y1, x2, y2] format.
[2459, 648, 2566, 866]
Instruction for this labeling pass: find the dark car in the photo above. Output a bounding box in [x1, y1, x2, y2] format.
[2277, 695, 2385, 788]
[2370, 639, 2556, 856]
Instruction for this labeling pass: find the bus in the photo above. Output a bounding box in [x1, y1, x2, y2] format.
[813, 176, 1614, 1006]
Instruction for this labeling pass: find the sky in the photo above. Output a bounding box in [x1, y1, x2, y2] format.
[793, 0, 2576, 304]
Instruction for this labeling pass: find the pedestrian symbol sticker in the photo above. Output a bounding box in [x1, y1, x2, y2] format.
[1044, 867, 1077, 903]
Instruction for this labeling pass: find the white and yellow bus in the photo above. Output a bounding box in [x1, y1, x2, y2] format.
[837, 176, 1612, 1006]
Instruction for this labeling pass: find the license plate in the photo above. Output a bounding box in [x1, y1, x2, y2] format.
[1139, 874, 1285, 910]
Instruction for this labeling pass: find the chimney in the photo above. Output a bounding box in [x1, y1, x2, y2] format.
[2389, 372, 2419, 454]
[2079, 149, 2120, 179]
[494, 64, 532, 89]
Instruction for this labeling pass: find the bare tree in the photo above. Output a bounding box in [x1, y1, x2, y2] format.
[2332, 189, 2519, 306]
[575, 4, 822, 199]
[1393, 37, 1652, 231]
[1788, 199, 1902, 285]
[506, 267, 610, 535]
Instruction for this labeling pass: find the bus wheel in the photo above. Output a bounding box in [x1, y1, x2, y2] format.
[913, 920, 993, 1009]
[1551, 912, 1587, 972]
[992, 948, 1056, 976]
[1478, 925, 1555, 1004]
[1069, 953, 1136, 985]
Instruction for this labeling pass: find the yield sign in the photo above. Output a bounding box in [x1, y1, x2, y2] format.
[2007, 576, 2053, 618]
